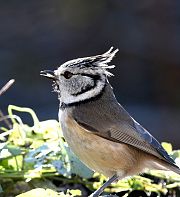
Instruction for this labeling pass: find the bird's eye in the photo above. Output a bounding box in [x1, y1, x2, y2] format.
[63, 71, 73, 79]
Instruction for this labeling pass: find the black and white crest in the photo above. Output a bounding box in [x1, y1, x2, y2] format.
[60, 47, 119, 76]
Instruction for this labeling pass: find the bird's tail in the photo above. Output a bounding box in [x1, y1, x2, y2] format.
[148, 156, 180, 175]
[165, 162, 180, 175]
[155, 159, 180, 175]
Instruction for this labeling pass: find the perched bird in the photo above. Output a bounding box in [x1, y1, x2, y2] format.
[41, 48, 180, 197]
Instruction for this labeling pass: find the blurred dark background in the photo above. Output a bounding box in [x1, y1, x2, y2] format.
[0, 1, 180, 147]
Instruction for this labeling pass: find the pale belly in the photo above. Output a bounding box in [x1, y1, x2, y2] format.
[59, 110, 147, 178]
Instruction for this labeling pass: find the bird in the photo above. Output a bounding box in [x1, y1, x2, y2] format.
[40, 47, 180, 197]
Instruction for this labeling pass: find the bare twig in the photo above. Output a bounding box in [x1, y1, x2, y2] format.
[0, 110, 12, 129]
[0, 79, 15, 96]
[0, 79, 15, 128]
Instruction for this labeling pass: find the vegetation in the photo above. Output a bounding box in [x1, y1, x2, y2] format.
[0, 105, 180, 196]
[0, 82, 180, 196]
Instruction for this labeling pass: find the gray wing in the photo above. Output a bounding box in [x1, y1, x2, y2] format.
[132, 120, 176, 165]
[71, 101, 176, 167]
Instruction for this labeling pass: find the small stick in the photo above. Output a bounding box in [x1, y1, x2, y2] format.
[0, 79, 15, 128]
[0, 79, 15, 96]
[0, 110, 12, 129]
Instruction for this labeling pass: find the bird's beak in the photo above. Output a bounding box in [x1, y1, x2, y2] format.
[40, 70, 56, 80]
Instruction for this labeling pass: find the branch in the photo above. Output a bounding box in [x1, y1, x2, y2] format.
[0, 79, 15, 96]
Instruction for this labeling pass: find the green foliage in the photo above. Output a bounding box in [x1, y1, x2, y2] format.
[0, 105, 93, 196]
[16, 188, 81, 197]
[0, 105, 180, 196]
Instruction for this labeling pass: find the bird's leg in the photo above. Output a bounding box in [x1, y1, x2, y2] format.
[89, 174, 119, 197]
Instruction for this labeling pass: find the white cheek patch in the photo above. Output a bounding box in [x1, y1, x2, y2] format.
[60, 76, 106, 105]
[54, 47, 119, 106]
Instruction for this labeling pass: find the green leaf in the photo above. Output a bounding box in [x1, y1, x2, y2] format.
[7, 145, 22, 156]
[67, 189, 82, 196]
[0, 147, 12, 159]
[161, 142, 173, 153]
[16, 188, 61, 197]
[65, 146, 94, 179]
[172, 150, 180, 159]
[8, 155, 23, 171]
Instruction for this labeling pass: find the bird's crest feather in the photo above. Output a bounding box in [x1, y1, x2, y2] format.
[63, 47, 119, 76]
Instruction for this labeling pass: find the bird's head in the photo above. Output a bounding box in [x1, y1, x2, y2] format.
[40, 47, 119, 107]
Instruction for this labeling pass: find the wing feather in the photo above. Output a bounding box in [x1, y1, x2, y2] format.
[76, 119, 161, 158]
[71, 84, 177, 168]
[73, 113, 177, 167]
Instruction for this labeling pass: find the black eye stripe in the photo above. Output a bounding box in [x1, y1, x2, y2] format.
[79, 73, 101, 80]
[61, 72, 101, 80]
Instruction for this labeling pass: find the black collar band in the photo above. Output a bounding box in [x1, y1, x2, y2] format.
[59, 82, 107, 110]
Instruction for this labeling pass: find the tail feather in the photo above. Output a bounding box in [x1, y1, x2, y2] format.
[165, 163, 180, 175]
[148, 156, 180, 175]
[156, 159, 180, 175]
